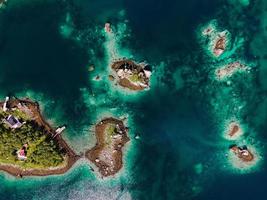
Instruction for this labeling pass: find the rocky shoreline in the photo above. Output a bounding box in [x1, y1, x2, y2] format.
[110, 59, 151, 91]
[230, 145, 254, 163]
[0, 97, 79, 177]
[86, 117, 129, 177]
[224, 121, 243, 140]
[201, 21, 230, 58]
[215, 61, 248, 80]
[212, 32, 227, 57]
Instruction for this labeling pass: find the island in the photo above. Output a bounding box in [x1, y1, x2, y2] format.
[229, 145, 254, 162]
[200, 21, 230, 58]
[225, 121, 243, 140]
[212, 31, 227, 57]
[86, 117, 130, 177]
[215, 61, 248, 80]
[0, 97, 78, 177]
[110, 59, 152, 91]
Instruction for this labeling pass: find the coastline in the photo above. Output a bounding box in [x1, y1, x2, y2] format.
[85, 117, 130, 177]
[110, 59, 151, 91]
[0, 155, 77, 177]
[0, 97, 79, 177]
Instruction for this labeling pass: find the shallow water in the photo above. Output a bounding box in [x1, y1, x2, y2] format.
[0, 0, 266, 199]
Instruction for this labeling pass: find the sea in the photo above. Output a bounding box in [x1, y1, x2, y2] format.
[0, 0, 266, 199]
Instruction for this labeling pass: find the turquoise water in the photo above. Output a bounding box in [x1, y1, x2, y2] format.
[0, 0, 266, 199]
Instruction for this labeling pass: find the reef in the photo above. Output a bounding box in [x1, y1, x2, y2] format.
[0, 97, 79, 177]
[200, 21, 230, 58]
[201, 25, 215, 36]
[229, 145, 254, 162]
[104, 22, 112, 33]
[215, 61, 248, 80]
[110, 59, 152, 91]
[198, 19, 262, 173]
[86, 117, 130, 177]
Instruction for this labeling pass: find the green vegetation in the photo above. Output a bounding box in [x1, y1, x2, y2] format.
[0, 108, 30, 121]
[0, 109, 65, 169]
[105, 124, 116, 145]
[129, 73, 141, 82]
[9, 109, 31, 121]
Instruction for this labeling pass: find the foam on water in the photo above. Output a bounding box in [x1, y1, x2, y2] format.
[0, 158, 134, 200]
[104, 23, 132, 61]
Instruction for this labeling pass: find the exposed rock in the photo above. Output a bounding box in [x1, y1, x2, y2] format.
[108, 75, 115, 81]
[88, 65, 95, 72]
[110, 59, 152, 91]
[230, 145, 254, 162]
[86, 117, 130, 177]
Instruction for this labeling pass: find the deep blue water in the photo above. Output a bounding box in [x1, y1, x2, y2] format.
[0, 0, 266, 200]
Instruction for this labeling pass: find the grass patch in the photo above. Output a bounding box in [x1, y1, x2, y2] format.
[105, 124, 116, 145]
[129, 73, 141, 82]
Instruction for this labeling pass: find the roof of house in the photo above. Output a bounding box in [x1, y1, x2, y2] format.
[19, 149, 25, 157]
[6, 115, 20, 126]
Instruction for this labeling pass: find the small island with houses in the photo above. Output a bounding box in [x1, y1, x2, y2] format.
[0, 96, 79, 177]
